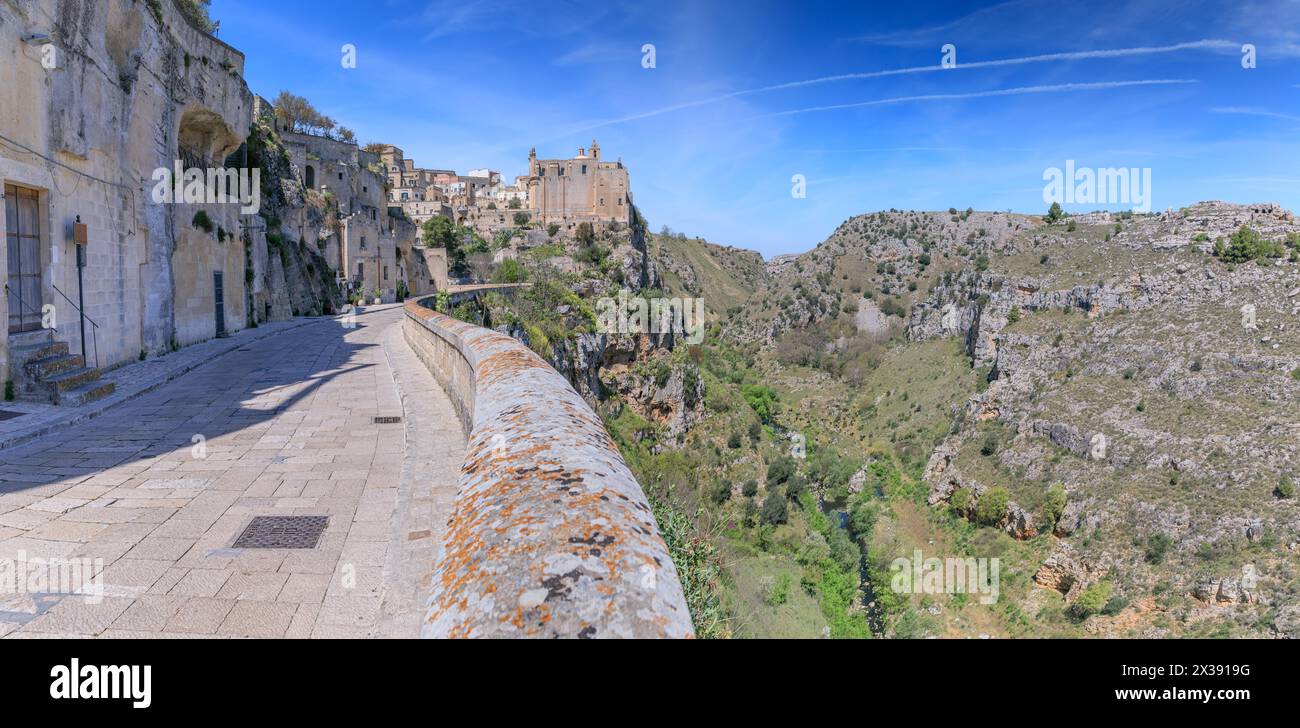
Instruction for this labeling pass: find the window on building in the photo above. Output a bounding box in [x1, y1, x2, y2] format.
[360, 236, 367, 250]
[338, 172, 343, 180]
[581, 164, 587, 174]
[383, 266, 389, 281]
[358, 262, 364, 277]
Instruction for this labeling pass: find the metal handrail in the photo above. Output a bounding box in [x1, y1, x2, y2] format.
[51, 283, 100, 369]
[4, 282, 54, 332]
[50, 284, 100, 328]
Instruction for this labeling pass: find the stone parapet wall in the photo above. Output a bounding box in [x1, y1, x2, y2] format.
[402, 296, 693, 638]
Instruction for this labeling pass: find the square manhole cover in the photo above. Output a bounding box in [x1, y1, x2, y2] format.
[233, 516, 329, 549]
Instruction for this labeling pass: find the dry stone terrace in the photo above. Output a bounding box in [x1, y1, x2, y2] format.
[0, 304, 464, 637]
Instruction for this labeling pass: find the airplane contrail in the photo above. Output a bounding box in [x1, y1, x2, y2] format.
[1211, 106, 1300, 123]
[559, 40, 1233, 134]
[755, 80, 1199, 118]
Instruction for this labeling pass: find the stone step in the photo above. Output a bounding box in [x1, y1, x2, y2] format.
[43, 366, 101, 394]
[7, 329, 53, 348]
[55, 379, 115, 407]
[23, 353, 84, 380]
[10, 339, 69, 366]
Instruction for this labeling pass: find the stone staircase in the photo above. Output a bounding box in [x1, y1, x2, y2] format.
[8, 330, 115, 406]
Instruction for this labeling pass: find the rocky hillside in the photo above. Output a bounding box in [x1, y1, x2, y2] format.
[451, 199, 1300, 638]
[649, 230, 768, 315]
[714, 200, 1300, 637]
[907, 202, 1300, 637]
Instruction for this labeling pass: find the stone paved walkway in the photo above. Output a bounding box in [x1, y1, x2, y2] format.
[0, 304, 465, 638]
[0, 316, 319, 450]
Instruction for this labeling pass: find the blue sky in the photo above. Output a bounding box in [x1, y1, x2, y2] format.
[210, 0, 1299, 257]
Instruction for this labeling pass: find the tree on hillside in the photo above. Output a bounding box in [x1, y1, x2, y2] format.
[421, 216, 455, 249]
[1213, 226, 1285, 264]
[1044, 201, 1065, 224]
[337, 127, 356, 144]
[272, 91, 339, 138]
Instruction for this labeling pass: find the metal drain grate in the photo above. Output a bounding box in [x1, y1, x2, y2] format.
[233, 516, 329, 549]
[373, 416, 402, 424]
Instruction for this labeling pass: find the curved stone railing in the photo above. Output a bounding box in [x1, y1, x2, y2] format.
[403, 296, 694, 638]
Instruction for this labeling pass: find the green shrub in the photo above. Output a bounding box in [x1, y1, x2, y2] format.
[949, 487, 971, 514]
[975, 486, 1009, 526]
[741, 384, 778, 421]
[766, 455, 796, 486]
[1044, 483, 1067, 524]
[708, 478, 732, 504]
[765, 573, 791, 606]
[742, 479, 758, 498]
[980, 435, 998, 457]
[576, 242, 608, 266]
[1144, 533, 1172, 564]
[512, 211, 531, 226]
[879, 297, 906, 317]
[1277, 475, 1296, 499]
[1072, 580, 1113, 619]
[492, 258, 527, 283]
[1100, 595, 1129, 616]
[3, 380, 13, 401]
[784, 474, 808, 501]
[760, 489, 788, 525]
[1213, 226, 1285, 264]
[644, 489, 730, 637]
[726, 432, 742, 449]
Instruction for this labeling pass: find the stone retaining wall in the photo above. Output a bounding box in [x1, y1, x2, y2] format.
[403, 297, 693, 638]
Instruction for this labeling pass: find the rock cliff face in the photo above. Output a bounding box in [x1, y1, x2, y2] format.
[898, 202, 1300, 625]
[686, 201, 1298, 633]
[242, 113, 341, 321]
[509, 324, 704, 443]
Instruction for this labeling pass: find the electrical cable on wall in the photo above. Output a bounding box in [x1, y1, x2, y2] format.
[0, 131, 138, 236]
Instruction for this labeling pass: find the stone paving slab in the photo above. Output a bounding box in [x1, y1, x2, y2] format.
[0, 315, 329, 451]
[0, 304, 465, 638]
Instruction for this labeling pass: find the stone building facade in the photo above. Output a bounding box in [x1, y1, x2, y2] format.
[376, 144, 452, 226]
[2, 0, 253, 391]
[273, 120, 407, 302]
[526, 140, 631, 228]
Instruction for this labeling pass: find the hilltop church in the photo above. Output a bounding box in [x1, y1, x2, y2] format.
[526, 141, 632, 227]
